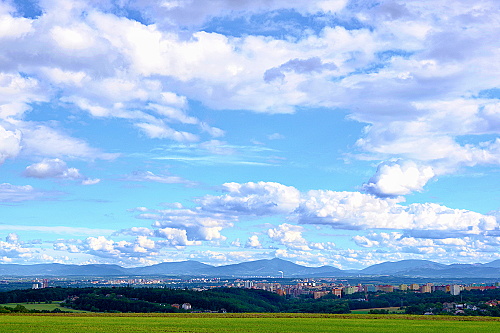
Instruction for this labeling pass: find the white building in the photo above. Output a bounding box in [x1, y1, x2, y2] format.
[450, 284, 461, 296]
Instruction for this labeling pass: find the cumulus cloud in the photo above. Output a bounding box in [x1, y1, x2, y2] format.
[155, 228, 202, 247]
[198, 182, 301, 215]
[363, 160, 435, 197]
[267, 223, 311, 251]
[245, 235, 262, 248]
[120, 206, 235, 246]
[24, 158, 100, 185]
[152, 213, 228, 242]
[355, 101, 500, 173]
[119, 181, 498, 259]
[161, 180, 494, 238]
[0, 233, 32, 261]
[0, 126, 21, 164]
[351, 231, 489, 258]
[295, 189, 497, 236]
[24, 159, 81, 179]
[55, 235, 160, 260]
[0, 73, 46, 120]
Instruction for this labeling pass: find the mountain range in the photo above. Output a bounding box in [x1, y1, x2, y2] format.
[2, 258, 500, 279]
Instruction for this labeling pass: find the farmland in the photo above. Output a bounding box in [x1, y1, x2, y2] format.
[0, 302, 88, 313]
[1, 314, 500, 333]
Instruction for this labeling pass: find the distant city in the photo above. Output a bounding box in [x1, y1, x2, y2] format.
[20, 276, 498, 298]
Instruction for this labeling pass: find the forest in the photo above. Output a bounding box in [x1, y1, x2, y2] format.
[2, 286, 500, 316]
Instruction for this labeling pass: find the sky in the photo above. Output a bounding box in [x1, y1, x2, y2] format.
[0, 0, 499, 269]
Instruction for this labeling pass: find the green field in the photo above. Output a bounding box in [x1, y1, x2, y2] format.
[0, 302, 88, 313]
[1, 314, 500, 333]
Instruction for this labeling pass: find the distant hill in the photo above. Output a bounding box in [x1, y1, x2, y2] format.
[360, 260, 447, 275]
[0, 263, 126, 276]
[1, 258, 500, 278]
[202, 258, 346, 278]
[127, 260, 214, 276]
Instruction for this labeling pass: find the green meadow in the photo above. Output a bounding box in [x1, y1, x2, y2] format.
[1, 314, 500, 333]
[0, 302, 88, 313]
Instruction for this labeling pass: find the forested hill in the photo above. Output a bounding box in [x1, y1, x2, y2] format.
[0, 287, 288, 313]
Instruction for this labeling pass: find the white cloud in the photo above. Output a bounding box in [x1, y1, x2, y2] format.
[120, 0, 348, 30]
[355, 100, 500, 173]
[82, 178, 101, 185]
[264, 57, 337, 83]
[1, 0, 495, 176]
[155, 228, 202, 247]
[351, 231, 493, 260]
[21, 124, 118, 161]
[53, 242, 81, 253]
[0, 233, 32, 259]
[135, 122, 199, 142]
[198, 181, 301, 215]
[41, 67, 89, 86]
[125, 170, 196, 186]
[231, 238, 241, 247]
[76, 235, 160, 259]
[128, 206, 234, 243]
[24, 158, 100, 185]
[153, 215, 227, 242]
[0, 0, 496, 268]
[245, 235, 262, 248]
[0, 225, 114, 236]
[268, 223, 311, 251]
[296, 189, 497, 235]
[0, 126, 21, 164]
[267, 133, 285, 140]
[123, 181, 498, 258]
[0, 183, 53, 202]
[50, 24, 97, 50]
[0, 14, 32, 39]
[25, 158, 81, 179]
[363, 160, 435, 197]
[0, 73, 46, 119]
[199, 140, 235, 155]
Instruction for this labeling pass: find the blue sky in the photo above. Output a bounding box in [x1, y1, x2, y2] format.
[0, 0, 498, 269]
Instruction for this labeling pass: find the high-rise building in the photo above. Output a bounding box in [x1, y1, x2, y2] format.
[450, 284, 461, 296]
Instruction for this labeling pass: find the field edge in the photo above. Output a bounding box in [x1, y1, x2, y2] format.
[2, 313, 500, 322]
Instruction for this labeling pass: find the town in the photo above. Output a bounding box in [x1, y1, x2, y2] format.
[10, 276, 500, 298]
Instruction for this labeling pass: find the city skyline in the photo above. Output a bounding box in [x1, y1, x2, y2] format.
[0, 0, 499, 269]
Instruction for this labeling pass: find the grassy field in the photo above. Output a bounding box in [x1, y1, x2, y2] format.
[0, 302, 88, 313]
[1, 313, 500, 333]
